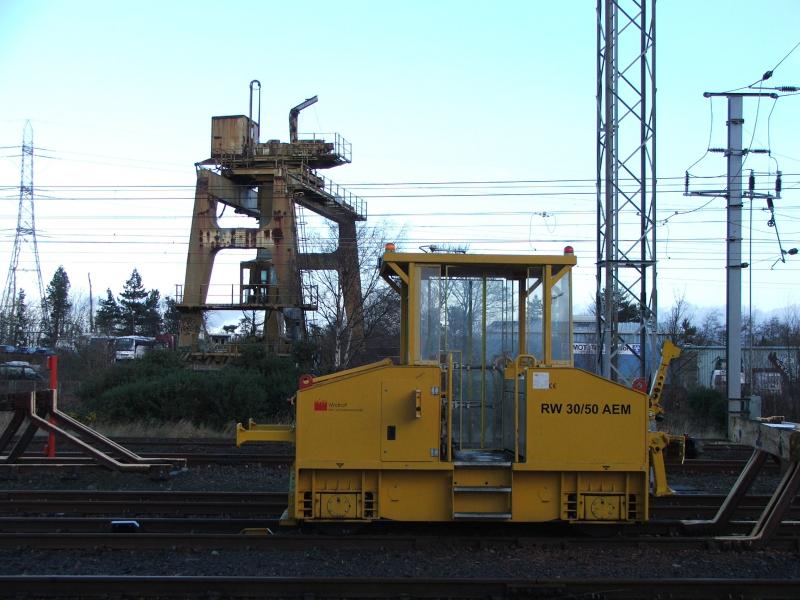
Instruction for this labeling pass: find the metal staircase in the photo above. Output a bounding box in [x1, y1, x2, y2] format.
[451, 450, 513, 521]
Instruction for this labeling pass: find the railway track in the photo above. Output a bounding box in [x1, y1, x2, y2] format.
[0, 490, 287, 516]
[0, 489, 796, 519]
[669, 459, 781, 473]
[10, 437, 779, 473]
[0, 576, 797, 599]
[1, 527, 799, 551]
[0, 516, 280, 533]
[14, 450, 291, 465]
[12, 451, 778, 473]
[0, 515, 796, 539]
[0, 490, 799, 547]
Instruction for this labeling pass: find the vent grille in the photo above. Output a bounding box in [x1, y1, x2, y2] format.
[565, 492, 578, 520]
[627, 493, 638, 520]
[363, 491, 377, 519]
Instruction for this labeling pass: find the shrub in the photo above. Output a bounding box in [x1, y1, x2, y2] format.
[76, 350, 298, 429]
[686, 386, 727, 431]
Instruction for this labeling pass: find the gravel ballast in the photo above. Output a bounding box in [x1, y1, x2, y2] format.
[2, 546, 799, 579]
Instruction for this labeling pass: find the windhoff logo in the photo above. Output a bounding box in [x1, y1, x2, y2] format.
[314, 401, 350, 411]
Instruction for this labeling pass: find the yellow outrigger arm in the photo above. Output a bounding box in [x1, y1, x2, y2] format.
[647, 340, 682, 497]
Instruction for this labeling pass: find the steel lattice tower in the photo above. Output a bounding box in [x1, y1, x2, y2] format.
[596, 0, 657, 384]
[1, 122, 48, 343]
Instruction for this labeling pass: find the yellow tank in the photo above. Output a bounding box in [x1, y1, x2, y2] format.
[238, 249, 677, 524]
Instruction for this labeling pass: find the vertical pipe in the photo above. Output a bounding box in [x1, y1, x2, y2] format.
[248, 80, 261, 147]
[407, 263, 418, 364]
[399, 281, 408, 364]
[87, 273, 94, 333]
[727, 95, 744, 437]
[447, 353, 453, 461]
[518, 276, 527, 357]
[481, 277, 487, 449]
[543, 266, 553, 365]
[467, 280, 473, 445]
[514, 358, 519, 462]
[48, 354, 57, 390]
[459, 350, 463, 451]
[46, 355, 57, 458]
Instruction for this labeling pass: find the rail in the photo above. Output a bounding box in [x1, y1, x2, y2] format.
[5, 489, 800, 522]
[2, 576, 799, 599]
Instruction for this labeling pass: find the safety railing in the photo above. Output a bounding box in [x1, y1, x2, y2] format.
[441, 351, 463, 458]
[175, 283, 319, 310]
[290, 169, 367, 220]
[213, 132, 352, 166]
[297, 132, 352, 163]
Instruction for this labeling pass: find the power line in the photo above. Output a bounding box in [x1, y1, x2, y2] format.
[723, 39, 800, 93]
[1, 171, 782, 190]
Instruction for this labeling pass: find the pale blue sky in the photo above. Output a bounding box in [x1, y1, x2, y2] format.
[1, 0, 799, 325]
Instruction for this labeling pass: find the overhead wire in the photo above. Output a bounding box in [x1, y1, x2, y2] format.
[765, 40, 800, 80]
[0, 172, 764, 190]
[722, 40, 800, 93]
[685, 96, 715, 174]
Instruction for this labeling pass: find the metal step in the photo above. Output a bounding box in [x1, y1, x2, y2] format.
[453, 461, 512, 468]
[453, 512, 512, 521]
[453, 486, 512, 494]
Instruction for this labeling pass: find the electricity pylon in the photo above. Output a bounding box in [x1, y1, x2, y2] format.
[1, 121, 48, 344]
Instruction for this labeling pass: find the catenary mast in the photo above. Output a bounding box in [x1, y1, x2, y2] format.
[596, 0, 658, 384]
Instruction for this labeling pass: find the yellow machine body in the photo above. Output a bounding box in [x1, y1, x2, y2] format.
[238, 250, 676, 524]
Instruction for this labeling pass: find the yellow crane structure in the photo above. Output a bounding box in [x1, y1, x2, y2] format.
[177, 83, 366, 361]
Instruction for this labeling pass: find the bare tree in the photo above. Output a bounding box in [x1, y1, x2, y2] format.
[238, 309, 264, 339]
[663, 292, 697, 345]
[697, 310, 725, 345]
[305, 221, 404, 371]
[64, 290, 91, 343]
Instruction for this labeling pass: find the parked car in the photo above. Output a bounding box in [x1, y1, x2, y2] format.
[0, 361, 42, 381]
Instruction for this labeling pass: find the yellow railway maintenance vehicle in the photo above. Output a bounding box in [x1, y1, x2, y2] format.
[238, 248, 680, 524]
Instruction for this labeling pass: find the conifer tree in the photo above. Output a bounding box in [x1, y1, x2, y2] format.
[44, 266, 72, 345]
[141, 289, 162, 336]
[118, 269, 148, 335]
[162, 296, 180, 335]
[9, 289, 33, 346]
[95, 289, 121, 335]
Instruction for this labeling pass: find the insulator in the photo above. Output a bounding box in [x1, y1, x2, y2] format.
[776, 171, 782, 195]
[684, 171, 689, 194]
[748, 171, 755, 192]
